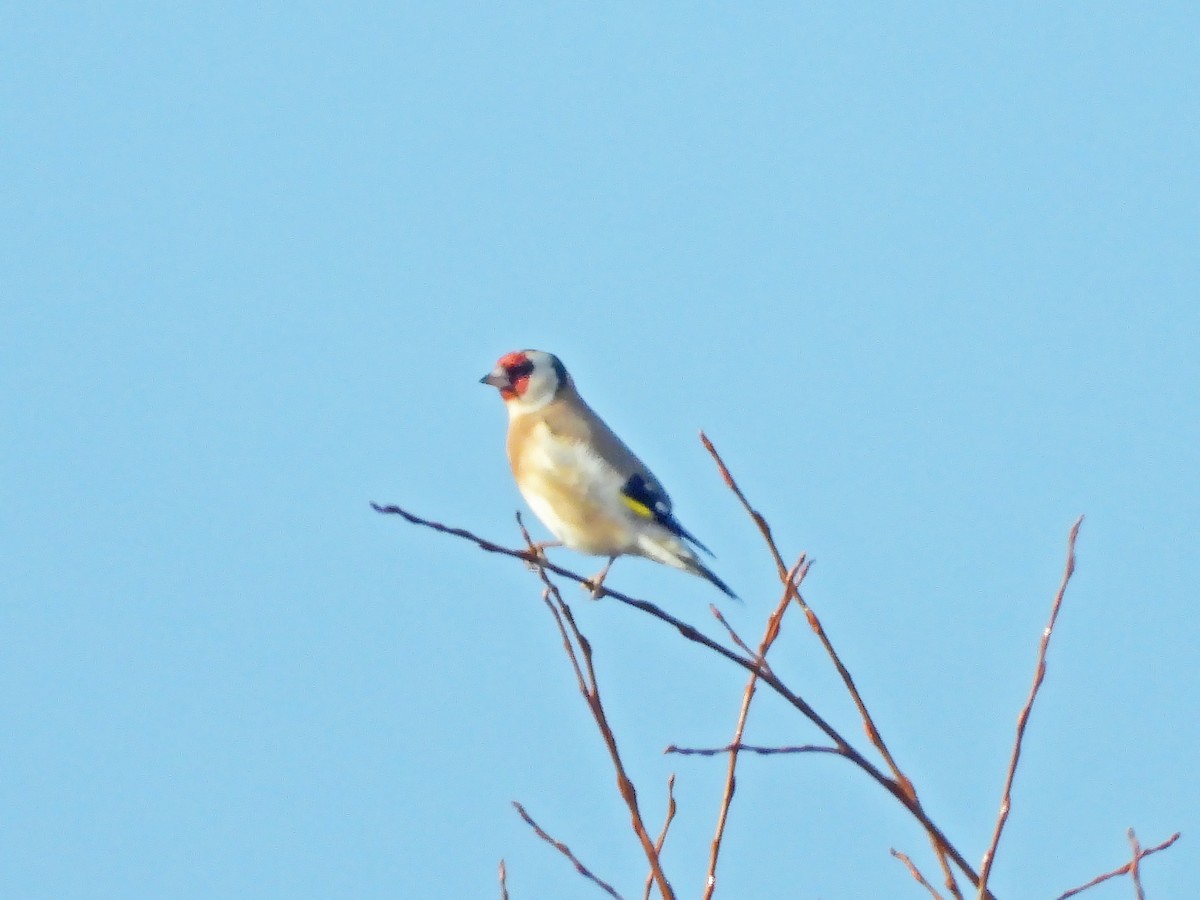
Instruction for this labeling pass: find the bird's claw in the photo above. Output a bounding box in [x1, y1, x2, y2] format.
[582, 559, 613, 600]
[523, 541, 559, 570]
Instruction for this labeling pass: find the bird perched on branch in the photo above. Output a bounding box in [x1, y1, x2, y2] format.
[480, 349, 737, 599]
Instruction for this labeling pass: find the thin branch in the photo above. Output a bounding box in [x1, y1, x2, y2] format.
[708, 605, 760, 664]
[516, 518, 675, 900]
[372, 501, 989, 895]
[517, 521, 591, 699]
[897, 854, 950, 900]
[511, 802, 625, 900]
[700, 433, 962, 899]
[1127, 828, 1145, 900]
[654, 776, 678, 853]
[1054, 832, 1181, 899]
[700, 434, 906, 773]
[977, 516, 1084, 898]
[704, 556, 808, 900]
[666, 742, 840, 757]
[796, 587, 958, 895]
[499, 859, 509, 900]
[642, 775, 677, 900]
[696, 432, 789, 581]
[891, 849, 946, 900]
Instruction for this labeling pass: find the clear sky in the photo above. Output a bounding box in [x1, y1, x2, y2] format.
[3, 3, 1196, 897]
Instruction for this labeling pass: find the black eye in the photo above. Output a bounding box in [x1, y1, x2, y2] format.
[507, 359, 534, 380]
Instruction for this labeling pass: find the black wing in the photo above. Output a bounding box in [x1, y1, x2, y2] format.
[620, 472, 714, 557]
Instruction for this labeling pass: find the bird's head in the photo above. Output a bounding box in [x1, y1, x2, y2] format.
[480, 349, 570, 412]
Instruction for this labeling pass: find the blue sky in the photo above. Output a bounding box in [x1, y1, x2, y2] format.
[3, 3, 1196, 897]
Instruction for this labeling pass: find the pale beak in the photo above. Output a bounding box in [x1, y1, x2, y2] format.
[480, 369, 509, 389]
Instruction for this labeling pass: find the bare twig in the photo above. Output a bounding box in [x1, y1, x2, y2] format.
[1054, 832, 1180, 899]
[666, 742, 840, 757]
[700, 435, 906, 773]
[700, 433, 962, 899]
[516, 517, 675, 900]
[499, 859, 509, 900]
[372, 501, 989, 895]
[512, 802, 625, 899]
[703, 556, 808, 900]
[641, 775, 677, 900]
[695, 432, 789, 580]
[654, 775, 677, 854]
[708, 605, 760, 663]
[1127, 829, 1145, 900]
[891, 849, 946, 900]
[977, 517, 1084, 898]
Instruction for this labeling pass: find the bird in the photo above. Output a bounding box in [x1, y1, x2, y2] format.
[480, 349, 737, 599]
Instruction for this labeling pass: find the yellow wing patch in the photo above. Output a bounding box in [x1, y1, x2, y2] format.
[620, 494, 655, 519]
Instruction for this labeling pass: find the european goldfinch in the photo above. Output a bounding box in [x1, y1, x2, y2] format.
[481, 349, 737, 599]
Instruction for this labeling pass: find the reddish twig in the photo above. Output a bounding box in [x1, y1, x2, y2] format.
[798, 581, 958, 893]
[512, 801, 625, 899]
[666, 742, 840, 757]
[891, 849, 946, 900]
[695, 432, 789, 581]
[1127, 828, 1145, 900]
[703, 555, 808, 900]
[708, 605, 760, 664]
[1054, 831, 1180, 899]
[499, 859, 509, 900]
[372, 501, 988, 895]
[516, 517, 675, 900]
[641, 775, 677, 900]
[700, 433, 962, 899]
[977, 517, 1084, 898]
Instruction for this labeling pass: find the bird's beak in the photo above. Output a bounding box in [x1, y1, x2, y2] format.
[480, 368, 509, 389]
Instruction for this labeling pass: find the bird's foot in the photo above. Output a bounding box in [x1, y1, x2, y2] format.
[523, 541, 561, 569]
[582, 558, 615, 600]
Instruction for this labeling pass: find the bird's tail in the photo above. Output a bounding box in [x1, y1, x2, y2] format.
[689, 558, 740, 601]
[636, 533, 740, 600]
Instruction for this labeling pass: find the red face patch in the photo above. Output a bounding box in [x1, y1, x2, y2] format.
[497, 350, 528, 370]
[495, 351, 532, 401]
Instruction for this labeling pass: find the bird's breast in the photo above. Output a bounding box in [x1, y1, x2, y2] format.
[508, 422, 635, 556]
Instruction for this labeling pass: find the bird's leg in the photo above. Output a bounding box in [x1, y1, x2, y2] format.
[583, 557, 616, 600]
